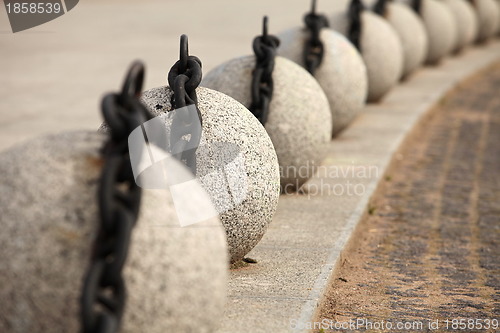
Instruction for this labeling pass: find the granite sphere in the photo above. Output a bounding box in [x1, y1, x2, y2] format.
[418, 0, 458, 64]
[277, 27, 368, 136]
[0, 131, 228, 333]
[442, 0, 479, 51]
[473, 0, 500, 42]
[201, 56, 332, 191]
[140, 87, 281, 263]
[382, 2, 429, 78]
[330, 10, 404, 102]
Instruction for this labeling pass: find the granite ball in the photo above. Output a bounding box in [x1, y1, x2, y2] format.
[418, 0, 458, 64]
[201, 56, 332, 191]
[276, 27, 368, 136]
[382, 2, 429, 78]
[442, 0, 479, 51]
[330, 10, 404, 102]
[0, 131, 228, 333]
[472, 0, 500, 42]
[140, 87, 281, 263]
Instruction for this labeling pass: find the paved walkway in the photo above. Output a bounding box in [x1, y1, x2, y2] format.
[317, 63, 500, 332]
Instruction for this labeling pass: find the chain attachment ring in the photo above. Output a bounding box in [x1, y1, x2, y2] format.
[167, 34, 203, 175]
[249, 16, 280, 125]
[373, 0, 389, 16]
[348, 0, 365, 52]
[412, 0, 423, 14]
[303, 0, 329, 75]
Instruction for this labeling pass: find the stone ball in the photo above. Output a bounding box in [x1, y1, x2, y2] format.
[442, 0, 479, 51]
[419, 0, 459, 64]
[473, 0, 500, 42]
[140, 87, 281, 263]
[201, 56, 332, 191]
[0, 131, 228, 333]
[330, 10, 404, 102]
[383, 2, 429, 78]
[276, 27, 368, 136]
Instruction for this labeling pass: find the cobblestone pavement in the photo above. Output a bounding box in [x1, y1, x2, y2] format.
[317, 62, 500, 332]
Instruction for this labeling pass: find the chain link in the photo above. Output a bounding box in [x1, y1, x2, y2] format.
[303, 0, 329, 75]
[348, 0, 364, 52]
[81, 61, 154, 333]
[167, 34, 203, 175]
[412, 0, 423, 14]
[249, 16, 280, 125]
[373, 0, 389, 16]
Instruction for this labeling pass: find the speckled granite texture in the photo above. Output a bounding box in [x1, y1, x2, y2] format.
[0, 131, 228, 333]
[277, 27, 368, 136]
[141, 87, 281, 263]
[383, 2, 428, 77]
[330, 10, 404, 102]
[202, 56, 331, 190]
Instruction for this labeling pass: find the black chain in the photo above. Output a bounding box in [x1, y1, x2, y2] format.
[81, 61, 154, 333]
[249, 16, 280, 125]
[348, 0, 365, 52]
[303, 0, 329, 75]
[412, 0, 422, 14]
[167, 34, 203, 175]
[373, 0, 389, 16]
